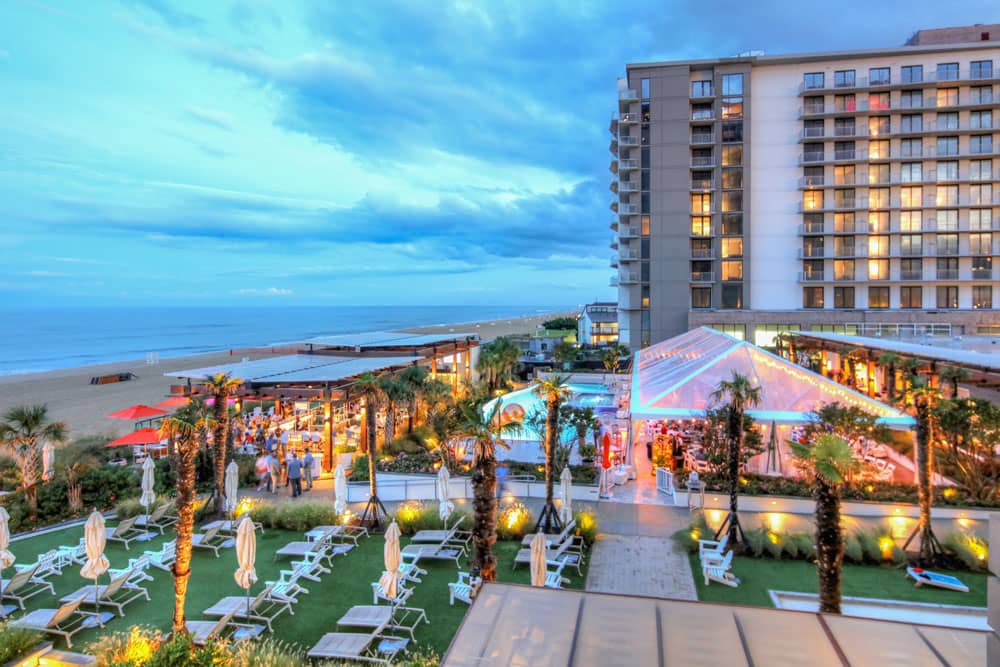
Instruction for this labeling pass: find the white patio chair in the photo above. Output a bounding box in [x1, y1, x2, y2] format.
[144, 540, 176, 571]
[698, 534, 729, 565]
[703, 550, 740, 587]
[448, 572, 473, 606]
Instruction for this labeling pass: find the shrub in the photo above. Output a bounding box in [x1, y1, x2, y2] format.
[0, 623, 42, 664]
[249, 501, 337, 532]
[574, 510, 599, 546]
[349, 455, 370, 482]
[392, 502, 442, 535]
[844, 532, 864, 563]
[744, 525, 768, 558]
[381, 452, 439, 474]
[114, 497, 146, 519]
[856, 530, 882, 563]
[789, 532, 816, 560]
[384, 427, 434, 456]
[763, 530, 784, 560]
[944, 532, 989, 571]
[496, 502, 534, 541]
[671, 513, 709, 554]
[229, 638, 304, 666]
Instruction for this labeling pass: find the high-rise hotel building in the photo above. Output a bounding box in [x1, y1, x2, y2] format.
[610, 25, 1000, 349]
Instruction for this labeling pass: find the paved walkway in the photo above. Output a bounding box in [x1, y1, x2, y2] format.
[585, 533, 697, 601]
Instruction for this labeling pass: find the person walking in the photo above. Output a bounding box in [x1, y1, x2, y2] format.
[283, 447, 294, 488]
[287, 452, 303, 499]
[302, 449, 314, 491]
[267, 452, 280, 495]
[255, 451, 270, 492]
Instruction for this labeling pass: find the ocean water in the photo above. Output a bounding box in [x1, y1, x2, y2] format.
[2, 305, 561, 376]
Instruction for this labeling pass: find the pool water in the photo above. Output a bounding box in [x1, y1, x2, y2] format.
[770, 590, 988, 630]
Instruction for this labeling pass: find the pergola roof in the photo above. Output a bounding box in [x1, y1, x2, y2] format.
[789, 331, 1000, 373]
[165, 354, 422, 385]
[442, 584, 988, 666]
[301, 330, 476, 349]
[630, 327, 913, 426]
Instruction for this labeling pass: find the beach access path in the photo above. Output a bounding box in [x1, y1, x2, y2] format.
[0, 311, 574, 439]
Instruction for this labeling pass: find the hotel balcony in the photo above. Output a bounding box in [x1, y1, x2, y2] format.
[619, 158, 639, 172]
[609, 159, 618, 174]
[610, 236, 618, 249]
[619, 135, 639, 148]
[619, 248, 640, 262]
[609, 138, 618, 154]
[798, 119, 1000, 142]
[619, 88, 639, 102]
[617, 112, 641, 125]
[610, 275, 619, 287]
[618, 203, 640, 215]
[937, 269, 960, 280]
[618, 180, 639, 193]
[619, 225, 640, 239]
[610, 255, 618, 268]
[797, 67, 1000, 94]
[690, 271, 715, 283]
[798, 272, 826, 282]
[798, 248, 826, 259]
[690, 131, 715, 145]
[690, 156, 715, 168]
[690, 247, 715, 259]
[618, 271, 640, 284]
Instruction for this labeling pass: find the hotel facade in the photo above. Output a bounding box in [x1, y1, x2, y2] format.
[610, 25, 1000, 349]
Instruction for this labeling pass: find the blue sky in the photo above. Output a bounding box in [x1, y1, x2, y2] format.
[1, 1, 997, 306]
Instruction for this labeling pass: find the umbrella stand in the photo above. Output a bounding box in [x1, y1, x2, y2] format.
[86, 575, 114, 628]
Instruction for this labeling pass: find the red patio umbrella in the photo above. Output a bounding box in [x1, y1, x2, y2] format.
[601, 433, 612, 470]
[106, 405, 167, 420]
[105, 428, 163, 447]
[153, 396, 189, 409]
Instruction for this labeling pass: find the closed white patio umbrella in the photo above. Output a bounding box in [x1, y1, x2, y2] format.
[529, 531, 547, 587]
[0, 508, 16, 616]
[81, 510, 110, 623]
[559, 467, 573, 525]
[378, 520, 402, 600]
[333, 464, 347, 516]
[139, 456, 156, 538]
[234, 516, 257, 619]
[224, 460, 239, 517]
[41, 442, 55, 482]
[437, 465, 454, 521]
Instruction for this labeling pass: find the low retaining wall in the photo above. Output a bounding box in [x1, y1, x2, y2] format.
[344, 473, 598, 504]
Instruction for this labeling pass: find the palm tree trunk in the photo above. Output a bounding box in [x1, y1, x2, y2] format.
[384, 408, 395, 448]
[887, 364, 895, 401]
[724, 406, 743, 545]
[914, 396, 936, 562]
[815, 476, 843, 614]
[471, 453, 498, 581]
[367, 406, 378, 499]
[212, 400, 228, 518]
[172, 435, 198, 634]
[22, 460, 38, 512]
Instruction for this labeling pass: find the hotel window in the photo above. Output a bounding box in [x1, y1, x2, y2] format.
[721, 237, 743, 258]
[722, 74, 743, 96]
[868, 258, 889, 280]
[970, 110, 992, 130]
[803, 166, 824, 187]
[722, 145, 742, 166]
[804, 95, 824, 114]
[803, 72, 824, 89]
[867, 211, 888, 233]
[803, 287, 824, 309]
[868, 163, 889, 184]
[937, 161, 959, 180]
[834, 236, 855, 257]
[971, 60, 994, 79]
[834, 70, 855, 87]
[641, 193, 650, 213]
[803, 119, 824, 139]
[803, 237, 824, 257]
[900, 286, 922, 309]
[970, 233, 991, 255]
[868, 286, 890, 309]
[936, 62, 959, 81]
[834, 141, 855, 160]
[936, 185, 958, 206]
[833, 189, 855, 209]
[691, 287, 712, 309]
[869, 116, 890, 136]
[803, 190, 823, 210]
[834, 94, 856, 112]
[868, 188, 889, 208]
[900, 258, 922, 280]
[691, 239, 713, 258]
[641, 215, 651, 235]
[901, 186, 922, 207]
[691, 193, 711, 214]
[721, 98, 743, 119]
[900, 114, 923, 133]
[971, 184, 993, 206]
[720, 284, 742, 309]
[641, 170, 651, 189]
[901, 65, 923, 83]
[936, 88, 958, 107]
[937, 257, 957, 279]
[834, 259, 855, 280]
[869, 140, 890, 159]
[803, 260, 824, 280]
[971, 159, 992, 180]
[722, 213, 743, 235]
[973, 258, 992, 281]
[691, 261, 711, 280]
[900, 138, 922, 157]
[869, 67, 890, 85]
[641, 125, 650, 145]
[803, 142, 824, 162]
[691, 216, 711, 236]
[721, 260, 743, 281]
[721, 190, 742, 212]
[936, 209, 958, 231]
[691, 170, 711, 189]
[900, 210, 922, 232]
[970, 209, 993, 231]
[936, 286, 958, 309]
[642, 100, 650, 122]
[937, 233, 959, 255]
[641, 78, 650, 98]
[971, 135, 993, 155]
[834, 212, 854, 233]
[971, 86, 993, 104]
[803, 212, 824, 234]
[900, 234, 922, 255]
[973, 286, 993, 309]
[900, 162, 923, 183]
[833, 165, 854, 185]
[868, 235, 889, 257]
[641, 146, 650, 167]
[721, 168, 743, 188]
[691, 80, 713, 97]
[834, 287, 855, 309]
[937, 112, 959, 130]
[901, 90, 924, 108]
[721, 121, 743, 143]
[834, 118, 855, 137]
[691, 103, 713, 120]
[642, 238, 650, 258]
[691, 147, 711, 166]
[868, 92, 890, 110]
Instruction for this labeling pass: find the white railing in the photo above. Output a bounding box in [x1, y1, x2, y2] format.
[344, 473, 597, 503]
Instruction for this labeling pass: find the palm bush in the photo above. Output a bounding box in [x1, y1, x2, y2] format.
[944, 532, 989, 571]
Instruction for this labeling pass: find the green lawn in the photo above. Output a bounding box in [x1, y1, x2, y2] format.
[689, 553, 988, 608]
[5, 523, 588, 657]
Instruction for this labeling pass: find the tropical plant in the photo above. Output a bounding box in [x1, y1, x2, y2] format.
[934, 398, 1000, 504]
[532, 375, 572, 532]
[453, 398, 517, 581]
[552, 341, 577, 369]
[476, 337, 521, 393]
[877, 351, 902, 401]
[790, 433, 859, 614]
[0, 404, 67, 511]
[398, 365, 429, 433]
[566, 406, 600, 460]
[378, 375, 411, 447]
[804, 402, 890, 454]
[699, 407, 763, 476]
[903, 380, 943, 562]
[601, 343, 629, 373]
[709, 372, 762, 545]
[355, 373, 387, 527]
[56, 438, 100, 513]
[157, 404, 202, 633]
[938, 366, 970, 399]
[542, 316, 577, 330]
[204, 372, 242, 518]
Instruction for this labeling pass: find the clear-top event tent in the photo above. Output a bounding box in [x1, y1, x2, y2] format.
[630, 327, 913, 427]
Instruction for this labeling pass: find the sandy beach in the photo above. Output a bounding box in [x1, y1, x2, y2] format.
[0, 311, 575, 439]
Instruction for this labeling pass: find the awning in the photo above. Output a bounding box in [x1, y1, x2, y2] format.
[106, 405, 167, 420]
[105, 428, 163, 447]
[153, 396, 189, 409]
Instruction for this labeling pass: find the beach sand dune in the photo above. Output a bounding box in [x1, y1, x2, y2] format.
[0, 312, 574, 439]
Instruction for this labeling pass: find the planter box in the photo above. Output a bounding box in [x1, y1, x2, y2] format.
[4, 641, 51, 667]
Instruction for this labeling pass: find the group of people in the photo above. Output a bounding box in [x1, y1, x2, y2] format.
[254, 448, 315, 498]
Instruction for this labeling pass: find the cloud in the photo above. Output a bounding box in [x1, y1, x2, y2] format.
[25, 270, 71, 278]
[235, 287, 293, 296]
[228, 0, 283, 32]
[124, 0, 203, 29]
[184, 106, 234, 131]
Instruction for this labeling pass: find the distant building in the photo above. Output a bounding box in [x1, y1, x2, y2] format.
[512, 330, 573, 361]
[577, 302, 619, 346]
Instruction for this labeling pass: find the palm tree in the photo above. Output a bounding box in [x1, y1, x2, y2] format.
[158, 405, 201, 634]
[709, 372, 762, 546]
[454, 398, 517, 581]
[567, 406, 599, 456]
[204, 372, 242, 518]
[356, 373, 387, 528]
[790, 433, 859, 614]
[938, 366, 969, 399]
[490, 337, 521, 390]
[378, 375, 411, 448]
[0, 405, 67, 511]
[398, 365, 429, 433]
[877, 352, 902, 401]
[903, 380, 943, 562]
[532, 375, 572, 532]
[601, 343, 629, 374]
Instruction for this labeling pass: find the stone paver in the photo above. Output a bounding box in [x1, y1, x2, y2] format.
[585, 533, 697, 601]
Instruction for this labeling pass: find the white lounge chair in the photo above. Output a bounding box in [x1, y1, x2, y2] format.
[144, 540, 176, 571]
[906, 566, 970, 592]
[202, 583, 293, 632]
[520, 520, 577, 548]
[55, 539, 87, 568]
[290, 551, 332, 581]
[544, 560, 570, 589]
[703, 550, 740, 587]
[108, 554, 155, 585]
[191, 525, 227, 558]
[307, 631, 396, 664]
[371, 578, 413, 606]
[15, 549, 65, 581]
[266, 566, 313, 602]
[304, 524, 366, 547]
[400, 544, 464, 568]
[9, 595, 91, 648]
[513, 536, 585, 575]
[134, 503, 178, 534]
[60, 566, 150, 617]
[338, 604, 428, 642]
[186, 609, 238, 646]
[448, 572, 473, 605]
[275, 539, 350, 568]
[410, 514, 466, 545]
[106, 516, 148, 550]
[1, 563, 56, 610]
